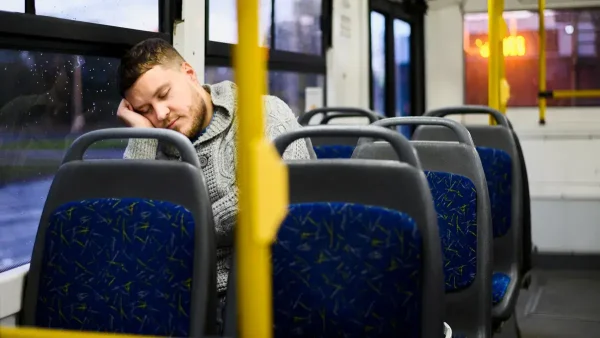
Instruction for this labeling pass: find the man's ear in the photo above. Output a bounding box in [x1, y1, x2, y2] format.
[181, 62, 198, 82]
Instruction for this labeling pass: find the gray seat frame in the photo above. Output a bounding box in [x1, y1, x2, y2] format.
[270, 125, 445, 338]
[297, 107, 381, 149]
[353, 117, 493, 338]
[413, 107, 523, 322]
[20, 128, 218, 336]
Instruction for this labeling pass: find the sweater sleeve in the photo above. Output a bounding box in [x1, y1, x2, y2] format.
[263, 96, 311, 160]
[122, 138, 159, 159]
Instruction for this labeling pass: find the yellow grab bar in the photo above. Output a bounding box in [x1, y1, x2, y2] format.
[498, 13, 508, 116]
[0, 327, 154, 338]
[551, 89, 600, 98]
[538, 0, 547, 125]
[234, 0, 289, 338]
[488, 0, 506, 125]
[487, 0, 500, 112]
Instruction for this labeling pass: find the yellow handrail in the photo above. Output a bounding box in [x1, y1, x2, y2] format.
[234, 1, 289, 338]
[551, 89, 600, 98]
[487, 0, 504, 124]
[499, 13, 510, 116]
[487, 0, 499, 111]
[538, 0, 547, 125]
[0, 327, 153, 338]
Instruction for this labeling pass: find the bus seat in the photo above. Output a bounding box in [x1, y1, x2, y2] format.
[298, 107, 381, 159]
[20, 129, 217, 336]
[354, 117, 493, 338]
[272, 125, 445, 338]
[413, 107, 523, 322]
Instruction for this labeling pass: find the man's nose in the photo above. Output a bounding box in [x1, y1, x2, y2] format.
[155, 105, 170, 122]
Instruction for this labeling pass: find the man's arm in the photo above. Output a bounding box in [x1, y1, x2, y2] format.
[116, 98, 159, 160]
[123, 139, 159, 159]
[263, 96, 311, 160]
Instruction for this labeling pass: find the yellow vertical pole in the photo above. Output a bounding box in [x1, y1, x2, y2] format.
[498, 3, 507, 116]
[488, 0, 500, 117]
[538, 0, 547, 125]
[0, 327, 154, 338]
[489, 0, 506, 124]
[234, 0, 289, 337]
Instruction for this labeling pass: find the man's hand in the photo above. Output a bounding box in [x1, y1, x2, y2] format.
[117, 99, 153, 128]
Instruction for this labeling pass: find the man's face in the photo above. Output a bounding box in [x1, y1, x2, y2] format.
[125, 63, 208, 138]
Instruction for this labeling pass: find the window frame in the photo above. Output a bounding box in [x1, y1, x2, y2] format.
[0, 0, 176, 58]
[204, 0, 329, 78]
[462, 7, 600, 108]
[368, 0, 427, 118]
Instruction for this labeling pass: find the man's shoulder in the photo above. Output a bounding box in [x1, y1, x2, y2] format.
[261, 95, 294, 119]
[206, 81, 237, 111]
[209, 80, 297, 124]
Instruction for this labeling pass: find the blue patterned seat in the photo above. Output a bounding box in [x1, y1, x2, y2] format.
[475, 147, 512, 239]
[412, 115, 524, 325]
[35, 197, 196, 336]
[272, 202, 422, 338]
[313, 145, 356, 159]
[424, 171, 478, 292]
[491, 272, 511, 305]
[476, 147, 513, 305]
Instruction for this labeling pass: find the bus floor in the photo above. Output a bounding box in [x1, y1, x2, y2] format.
[511, 269, 600, 337]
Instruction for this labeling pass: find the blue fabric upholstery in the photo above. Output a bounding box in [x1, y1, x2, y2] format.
[313, 145, 355, 159]
[272, 202, 422, 338]
[35, 198, 196, 336]
[491, 272, 511, 305]
[425, 171, 478, 292]
[476, 147, 512, 238]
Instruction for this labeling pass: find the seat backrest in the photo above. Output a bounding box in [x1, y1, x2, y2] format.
[21, 129, 217, 337]
[298, 108, 381, 159]
[414, 117, 523, 319]
[298, 107, 381, 126]
[414, 127, 521, 252]
[353, 117, 493, 337]
[320, 112, 385, 125]
[272, 126, 445, 338]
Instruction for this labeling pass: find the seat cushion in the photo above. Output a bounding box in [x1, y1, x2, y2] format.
[272, 202, 422, 337]
[492, 272, 511, 305]
[35, 197, 196, 336]
[425, 171, 478, 292]
[476, 147, 512, 238]
[313, 145, 355, 159]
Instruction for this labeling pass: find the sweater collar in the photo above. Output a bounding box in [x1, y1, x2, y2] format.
[193, 80, 237, 146]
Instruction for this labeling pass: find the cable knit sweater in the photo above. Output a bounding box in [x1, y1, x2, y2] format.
[122, 80, 310, 294]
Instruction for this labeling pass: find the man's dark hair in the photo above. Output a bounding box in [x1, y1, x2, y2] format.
[118, 38, 185, 97]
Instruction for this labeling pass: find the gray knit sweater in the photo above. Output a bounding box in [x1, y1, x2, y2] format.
[122, 81, 310, 294]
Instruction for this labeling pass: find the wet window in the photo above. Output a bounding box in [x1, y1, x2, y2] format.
[0, 0, 24, 13]
[35, 0, 159, 31]
[0, 50, 124, 272]
[205, 66, 325, 116]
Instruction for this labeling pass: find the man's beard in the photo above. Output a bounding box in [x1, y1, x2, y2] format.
[161, 88, 208, 158]
[183, 86, 207, 139]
